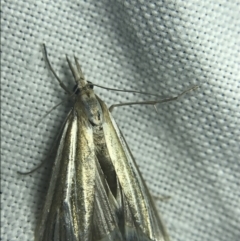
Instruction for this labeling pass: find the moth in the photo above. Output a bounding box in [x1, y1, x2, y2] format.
[33, 45, 197, 241]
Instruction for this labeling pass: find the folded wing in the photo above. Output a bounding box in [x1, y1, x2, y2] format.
[35, 107, 96, 241]
[98, 97, 170, 241]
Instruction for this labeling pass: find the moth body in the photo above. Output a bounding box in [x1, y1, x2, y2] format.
[35, 53, 170, 241]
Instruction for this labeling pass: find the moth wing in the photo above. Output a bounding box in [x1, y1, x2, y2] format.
[98, 97, 170, 241]
[35, 107, 96, 241]
[93, 155, 125, 241]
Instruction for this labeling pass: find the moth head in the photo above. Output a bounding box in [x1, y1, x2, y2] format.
[73, 81, 94, 95]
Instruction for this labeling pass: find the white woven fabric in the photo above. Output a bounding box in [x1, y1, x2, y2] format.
[1, 1, 239, 241]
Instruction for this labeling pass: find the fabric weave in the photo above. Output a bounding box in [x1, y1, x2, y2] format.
[1, 1, 239, 241]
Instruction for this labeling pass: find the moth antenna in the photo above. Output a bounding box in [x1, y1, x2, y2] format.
[42, 44, 71, 95]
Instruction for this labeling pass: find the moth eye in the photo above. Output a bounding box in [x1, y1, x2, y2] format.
[97, 111, 101, 120]
[73, 84, 80, 94]
[87, 81, 94, 89]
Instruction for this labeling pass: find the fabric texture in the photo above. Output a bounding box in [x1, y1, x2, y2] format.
[1, 1, 239, 241]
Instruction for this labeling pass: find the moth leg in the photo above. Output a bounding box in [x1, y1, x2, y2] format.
[36, 93, 75, 126]
[17, 148, 55, 175]
[17, 133, 59, 175]
[152, 194, 171, 202]
[108, 85, 199, 112]
[42, 43, 72, 95]
[17, 156, 50, 175]
[18, 111, 71, 175]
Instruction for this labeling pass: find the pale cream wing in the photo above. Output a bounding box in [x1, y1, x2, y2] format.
[98, 97, 170, 241]
[92, 155, 125, 241]
[35, 106, 96, 241]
